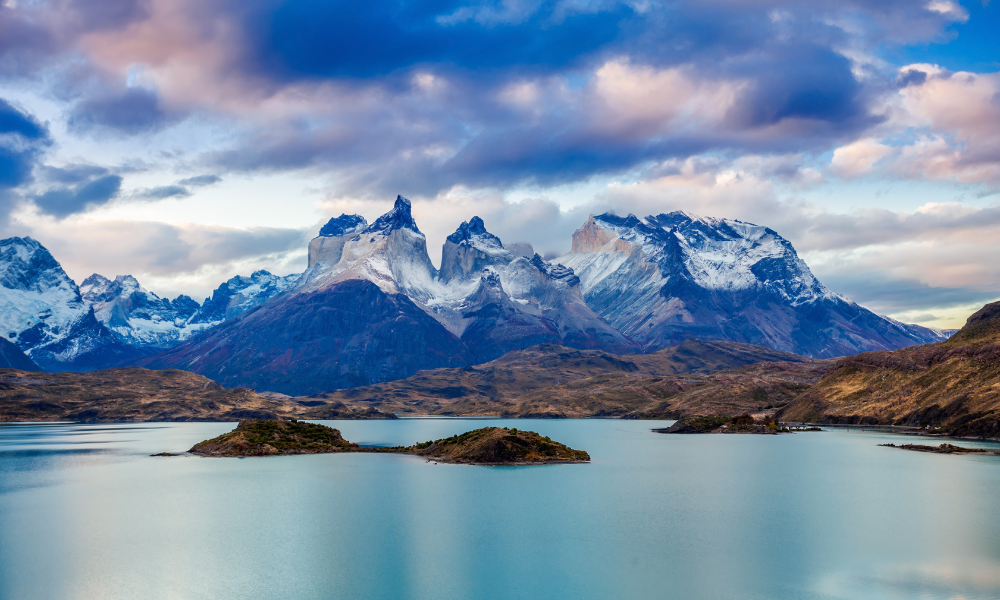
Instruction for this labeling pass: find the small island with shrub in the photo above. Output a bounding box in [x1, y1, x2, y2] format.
[186, 420, 589, 465]
[655, 414, 820, 434]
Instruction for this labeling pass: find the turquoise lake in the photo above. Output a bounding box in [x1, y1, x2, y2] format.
[2, 419, 1000, 600]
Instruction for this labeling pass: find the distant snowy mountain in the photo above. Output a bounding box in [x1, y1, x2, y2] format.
[80, 269, 302, 351]
[189, 270, 301, 325]
[555, 212, 946, 357]
[143, 196, 634, 392]
[6, 198, 949, 384]
[0, 237, 137, 370]
[81, 274, 205, 348]
[303, 198, 636, 358]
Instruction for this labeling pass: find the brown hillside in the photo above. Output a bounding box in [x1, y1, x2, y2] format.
[0, 368, 391, 422]
[307, 339, 810, 417]
[779, 301, 1000, 438]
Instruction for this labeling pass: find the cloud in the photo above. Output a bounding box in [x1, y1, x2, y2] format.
[830, 138, 893, 178]
[0, 98, 50, 190]
[0, 0, 966, 193]
[32, 174, 123, 218]
[0, 0, 996, 327]
[130, 184, 191, 200]
[177, 174, 221, 186]
[68, 87, 175, 134]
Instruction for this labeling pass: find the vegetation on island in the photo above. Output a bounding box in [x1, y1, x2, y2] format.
[187, 421, 589, 464]
[190, 419, 356, 456]
[411, 427, 590, 464]
[879, 442, 1000, 455]
[656, 414, 802, 434]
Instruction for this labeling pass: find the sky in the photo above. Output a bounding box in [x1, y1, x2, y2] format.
[0, 0, 998, 329]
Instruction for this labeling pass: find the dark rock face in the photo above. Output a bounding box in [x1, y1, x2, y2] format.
[141, 279, 473, 395]
[365, 195, 421, 234]
[460, 268, 562, 362]
[319, 214, 368, 237]
[0, 337, 40, 370]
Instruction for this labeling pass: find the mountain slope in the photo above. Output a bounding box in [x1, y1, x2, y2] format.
[0, 237, 138, 370]
[311, 339, 810, 416]
[140, 279, 472, 395]
[81, 274, 206, 349]
[0, 337, 40, 370]
[556, 212, 944, 358]
[779, 300, 1000, 437]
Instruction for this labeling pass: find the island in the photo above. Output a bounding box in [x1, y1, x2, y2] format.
[187, 419, 590, 465]
[189, 419, 357, 456]
[879, 442, 1000, 455]
[654, 414, 814, 434]
[410, 427, 590, 465]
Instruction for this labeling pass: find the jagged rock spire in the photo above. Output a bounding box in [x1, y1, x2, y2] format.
[365, 195, 421, 234]
[446, 216, 503, 250]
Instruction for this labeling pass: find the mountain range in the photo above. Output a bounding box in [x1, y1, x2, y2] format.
[0, 195, 947, 392]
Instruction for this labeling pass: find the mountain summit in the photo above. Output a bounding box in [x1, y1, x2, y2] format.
[556, 212, 944, 357]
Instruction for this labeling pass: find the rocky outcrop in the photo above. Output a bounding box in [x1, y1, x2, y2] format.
[412, 427, 590, 464]
[188, 421, 590, 464]
[190, 419, 355, 456]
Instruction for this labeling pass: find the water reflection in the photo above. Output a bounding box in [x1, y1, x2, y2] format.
[1, 420, 999, 600]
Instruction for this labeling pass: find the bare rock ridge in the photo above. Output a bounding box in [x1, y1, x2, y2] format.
[0, 367, 396, 421]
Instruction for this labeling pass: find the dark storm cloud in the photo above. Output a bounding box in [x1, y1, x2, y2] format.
[68, 87, 175, 134]
[0, 98, 51, 192]
[33, 174, 123, 218]
[263, 0, 632, 79]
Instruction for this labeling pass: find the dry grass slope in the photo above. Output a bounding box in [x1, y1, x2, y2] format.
[779, 301, 1000, 438]
[0, 368, 393, 422]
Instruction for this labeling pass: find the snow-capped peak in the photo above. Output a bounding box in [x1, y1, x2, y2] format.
[565, 211, 831, 303]
[319, 214, 368, 237]
[447, 216, 505, 252]
[364, 195, 421, 235]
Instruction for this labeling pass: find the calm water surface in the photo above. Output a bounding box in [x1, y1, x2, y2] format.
[2, 419, 1000, 600]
